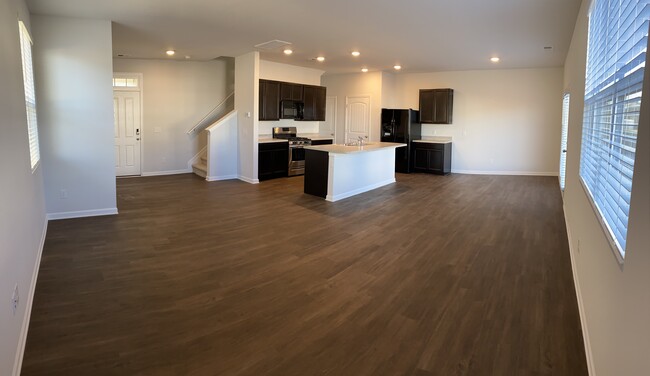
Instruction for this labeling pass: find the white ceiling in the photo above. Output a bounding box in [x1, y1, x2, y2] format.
[26, 0, 582, 75]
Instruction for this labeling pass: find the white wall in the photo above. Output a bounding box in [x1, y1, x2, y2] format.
[112, 58, 233, 174]
[258, 60, 324, 135]
[321, 72, 383, 144]
[32, 15, 116, 218]
[206, 111, 238, 181]
[235, 51, 259, 183]
[562, 0, 650, 374]
[393, 68, 563, 175]
[0, 0, 47, 374]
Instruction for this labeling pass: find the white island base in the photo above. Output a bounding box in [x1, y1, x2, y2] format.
[304, 142, 406, 202]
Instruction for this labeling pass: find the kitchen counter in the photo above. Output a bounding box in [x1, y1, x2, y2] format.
[412, 136, 453, 144]
[304, 142, 406, 202]
[305, 142, 406, 154]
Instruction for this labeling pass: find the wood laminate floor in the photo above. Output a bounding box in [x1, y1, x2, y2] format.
[22, 173, 587, 376]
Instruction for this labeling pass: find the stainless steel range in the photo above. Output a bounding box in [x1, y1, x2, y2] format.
[272, 127, 312, 176]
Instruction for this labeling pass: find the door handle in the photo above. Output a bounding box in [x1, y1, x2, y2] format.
[136, 138, 140, 141]
[136, 129, 140, 135]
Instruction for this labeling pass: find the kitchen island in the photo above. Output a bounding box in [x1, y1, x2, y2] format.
[304, 142, 406, 202]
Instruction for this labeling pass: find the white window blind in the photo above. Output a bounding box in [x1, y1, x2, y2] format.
[19, 21, 40, 171]
[580, 0, 649, 258]
[560, 93, 570, 192]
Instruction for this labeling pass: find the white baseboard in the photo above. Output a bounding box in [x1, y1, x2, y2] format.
[451, 169, 558, 176]
[563, 204, 596, 376]
[46, 208, 118, 221]
[326, 178, 395, 202]
[12, 219, 48, 376]
[238, 175, 259, 184]
[206, 174, 238, 182]
[141, 169, 192, 177]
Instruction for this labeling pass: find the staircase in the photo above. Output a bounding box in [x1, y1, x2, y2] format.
[187, 92, 237, 180]
[192, 151, 208, 178]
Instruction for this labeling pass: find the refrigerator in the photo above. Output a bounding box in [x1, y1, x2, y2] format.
[380, 108, 421, 173]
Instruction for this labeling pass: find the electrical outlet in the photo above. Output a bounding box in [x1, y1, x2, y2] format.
[11, 284, 19, 315]
[433, 130, 438, 135]
[60, 189, 68, 199]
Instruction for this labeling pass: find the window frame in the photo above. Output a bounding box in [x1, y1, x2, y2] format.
[578, 0, 649, 263]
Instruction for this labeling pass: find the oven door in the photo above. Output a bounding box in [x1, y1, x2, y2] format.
[288, 146, 306, 176]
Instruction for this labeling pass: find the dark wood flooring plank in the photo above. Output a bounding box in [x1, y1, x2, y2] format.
[22, 173, 588, 376]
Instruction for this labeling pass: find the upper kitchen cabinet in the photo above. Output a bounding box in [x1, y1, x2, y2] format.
[280, 82, 303, 101]
[302, 85, 326, 121]
[419, 88, 454, 124]
[259, 79, 280, 121]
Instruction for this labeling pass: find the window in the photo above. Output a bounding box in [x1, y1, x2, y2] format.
[112, 77, 139, 88]
[560, 93, 570, 192]
[18, 21, 40, 171]
[579, 0, 649, 259]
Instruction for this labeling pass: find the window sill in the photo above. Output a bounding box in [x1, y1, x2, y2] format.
[578, 176, 625, 268]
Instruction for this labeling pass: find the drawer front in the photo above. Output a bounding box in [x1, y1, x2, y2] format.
[311, 139, 333, 146]
[259, 141, 288, 152]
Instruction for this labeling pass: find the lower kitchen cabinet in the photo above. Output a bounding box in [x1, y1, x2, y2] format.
[310, 139, 333, 146]
[411, 142, 452, 175]
[258, 142, 289, 181]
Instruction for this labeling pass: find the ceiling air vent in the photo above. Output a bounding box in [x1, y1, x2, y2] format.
[254, 40, 292, 50]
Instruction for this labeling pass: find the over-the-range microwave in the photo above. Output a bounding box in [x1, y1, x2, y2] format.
[280, 100, 304, 120]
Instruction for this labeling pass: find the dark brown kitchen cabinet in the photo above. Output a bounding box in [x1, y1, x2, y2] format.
[280, 83, 303, 101]
[411, 142, 452, 175]
[310, 139, 333, 146]
[258, 141, 289, 181]
[419, 88, 453, 124]
[302, 85, 326, 121]
[259, 80, 280, 121]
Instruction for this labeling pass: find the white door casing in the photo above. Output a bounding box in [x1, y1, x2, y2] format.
[114, 90, 142, 176]
[321, 96, 337, 139]
[345, 95, 371, 142]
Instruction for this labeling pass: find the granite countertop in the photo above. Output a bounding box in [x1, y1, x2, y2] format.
[305, 142, 406, 155]
[412, 136, 453, 144]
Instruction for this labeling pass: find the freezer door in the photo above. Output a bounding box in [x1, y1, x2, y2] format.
[381, 109, 395, 141]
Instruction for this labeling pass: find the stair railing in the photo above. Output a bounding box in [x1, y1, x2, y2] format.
[186, 92, 235, 135]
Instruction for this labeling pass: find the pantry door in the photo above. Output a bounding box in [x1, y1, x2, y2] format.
[345, 95, 371, 143]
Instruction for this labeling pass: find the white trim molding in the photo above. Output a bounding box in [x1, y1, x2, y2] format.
[46, 208, 118, 221]
[451, 169, 558, 176]
[141, 169, 192, 177]
[238, 176, 259, 184]
[563, 204, 596, 375]
[12, 219, 48, 376]
[206, 175, 238, 182]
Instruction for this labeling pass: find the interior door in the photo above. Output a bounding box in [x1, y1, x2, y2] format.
[114, 91, 141, 176]
[345, 95, 371, 143]
[320, 96, 337, 139]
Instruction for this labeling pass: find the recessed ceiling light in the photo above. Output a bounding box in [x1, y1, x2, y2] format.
[316, 56, 325, 62]
[490, 57, 500, 63]
[394, 65, 402, 70]
[185, 55, 191, 59]
[166, 50, 175, 56]
[361, 68, 368, 73]
[284, 48, 293, 55]
[351, 51, 361, 57]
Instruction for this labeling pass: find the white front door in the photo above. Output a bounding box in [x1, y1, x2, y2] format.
[320, 96, 337, 139]
[114, 91, 141, 176]
[345, 95, 371, 143]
